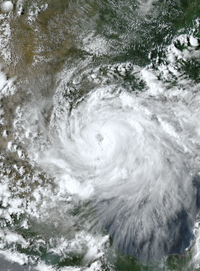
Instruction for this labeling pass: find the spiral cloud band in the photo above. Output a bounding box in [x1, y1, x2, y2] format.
[24, 84, 200, 262]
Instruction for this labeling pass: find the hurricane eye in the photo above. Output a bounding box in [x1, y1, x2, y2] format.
[96, 133, 104, 143]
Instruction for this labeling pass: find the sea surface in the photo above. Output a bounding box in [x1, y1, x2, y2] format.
[0, 0, 200, 270]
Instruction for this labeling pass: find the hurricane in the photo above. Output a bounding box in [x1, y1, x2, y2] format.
[19, 66, 200, 264]
[1, 0, 200, 270]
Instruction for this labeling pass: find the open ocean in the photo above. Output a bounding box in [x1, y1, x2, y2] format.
[0, 0, 200, 270]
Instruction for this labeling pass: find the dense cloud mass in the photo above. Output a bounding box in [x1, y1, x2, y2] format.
[24, 81, 200, 262]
